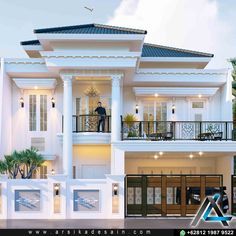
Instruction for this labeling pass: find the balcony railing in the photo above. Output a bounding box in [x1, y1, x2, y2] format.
[121, 120, 236, 141]
[62, 115, 111, 133]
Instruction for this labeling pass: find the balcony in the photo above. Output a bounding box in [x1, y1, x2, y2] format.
[62, 115, 111, 133]
[121, 120, 236, 141]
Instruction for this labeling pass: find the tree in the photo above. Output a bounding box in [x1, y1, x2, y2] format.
[0, 160, 7, 174]
[4, 151, 22, 178]
[18, 147, 44, 179]
[1, 148, 44, 179]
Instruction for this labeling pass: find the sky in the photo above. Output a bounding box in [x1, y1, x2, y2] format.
[0, 0, 235, 69]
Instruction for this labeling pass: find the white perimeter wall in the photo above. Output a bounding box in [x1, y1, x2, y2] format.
[0, 58, 12, 158]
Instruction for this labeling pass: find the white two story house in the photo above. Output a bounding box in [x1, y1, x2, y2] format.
[0, 23, 235, 219]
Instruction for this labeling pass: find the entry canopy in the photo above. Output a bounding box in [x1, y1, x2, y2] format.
[13, 78, 57, 89]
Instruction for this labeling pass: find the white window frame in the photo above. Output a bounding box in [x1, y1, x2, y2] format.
[28, 94, 48, 132]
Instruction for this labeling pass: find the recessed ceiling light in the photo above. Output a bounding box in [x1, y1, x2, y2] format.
[159, 151, 163, 156]
[154, 154, 159, 159]
[199, 151, 203, 156]
[189, 153, 194, 159]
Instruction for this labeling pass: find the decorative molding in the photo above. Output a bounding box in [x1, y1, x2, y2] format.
[40, 51, 140, 59]
[59, 70, 124, 80]
[5, 58, 45, 65]
[136, 69, 227, 75]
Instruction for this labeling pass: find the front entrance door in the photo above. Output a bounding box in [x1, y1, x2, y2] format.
[126, 175, 223, 217]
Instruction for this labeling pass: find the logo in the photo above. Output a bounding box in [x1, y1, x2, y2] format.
[191, 194, 232, 227]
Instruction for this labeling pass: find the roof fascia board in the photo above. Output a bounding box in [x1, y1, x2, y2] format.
[22, 45, 44, 51]
[36, 34, 145, 41]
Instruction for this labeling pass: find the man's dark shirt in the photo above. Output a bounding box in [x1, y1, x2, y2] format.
[95, 107, 106, 117]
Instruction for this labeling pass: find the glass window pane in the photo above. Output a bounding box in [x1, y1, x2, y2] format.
[29, 95, 36, 131]
[135, 187, 142, 204]
[192, 102, 204, 108]
[40, 95, 47, 131]
[156, 102, 167, 121]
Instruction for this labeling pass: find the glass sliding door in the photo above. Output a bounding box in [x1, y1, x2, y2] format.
[143, 101, 167, 135]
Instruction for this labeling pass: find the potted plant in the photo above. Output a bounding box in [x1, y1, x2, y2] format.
[123, 114, 138, 138]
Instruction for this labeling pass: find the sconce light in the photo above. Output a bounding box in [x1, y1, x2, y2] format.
[54, 184, 60, 196]
[172, 104, 175, 114]
[113, 183, 119, 196]
[51, 169, 55, 176]
[20, 97, 24, 108]
[51, 97, 55, 108]
[135, 104, 139, 114]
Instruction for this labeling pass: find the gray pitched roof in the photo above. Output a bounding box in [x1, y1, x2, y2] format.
[21, 40, 40, 46]
[34, 23, 147, 34]
[142, 43, 213, 58]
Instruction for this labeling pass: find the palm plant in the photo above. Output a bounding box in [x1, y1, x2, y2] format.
[4, 151, 22, 178]
[1, 148, 44, 179]
[123, 114, 138, 137]
[0, 160, 7, 174]
[18, 147, 44, 179]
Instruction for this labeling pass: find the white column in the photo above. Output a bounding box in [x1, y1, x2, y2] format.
[111, 74, 122, 142]
[61, 74, 73, 178]
[221, 69, 233, 121]
[111, 146, 125, 175]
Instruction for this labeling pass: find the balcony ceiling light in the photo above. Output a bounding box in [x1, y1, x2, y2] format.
[154, 154, 159, 159]
[84, 86, 100, 97]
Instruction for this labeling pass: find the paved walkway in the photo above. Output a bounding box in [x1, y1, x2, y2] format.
[0, 218, 235, 229]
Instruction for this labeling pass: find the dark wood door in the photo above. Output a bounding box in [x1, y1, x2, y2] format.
[126, 175, 223, 217]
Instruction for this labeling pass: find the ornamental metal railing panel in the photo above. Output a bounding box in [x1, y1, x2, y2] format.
[121, 120, 236, 141]
[62, 115, 111, 133]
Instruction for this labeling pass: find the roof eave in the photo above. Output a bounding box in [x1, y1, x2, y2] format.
[140, 57, 212, 62]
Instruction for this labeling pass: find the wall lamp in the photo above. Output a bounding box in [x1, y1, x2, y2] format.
[172, 104, 175, 114]
[135, 104, 139, 114]
[20, 97, 24, 108]
[113, 183, 119, 196]
[54, 184, 60, 196]
[51, 97, 55, 108]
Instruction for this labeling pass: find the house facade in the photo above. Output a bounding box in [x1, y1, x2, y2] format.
[0, 23, 235, 219]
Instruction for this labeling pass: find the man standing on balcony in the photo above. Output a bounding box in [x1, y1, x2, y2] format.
[95, 102, 106, 132]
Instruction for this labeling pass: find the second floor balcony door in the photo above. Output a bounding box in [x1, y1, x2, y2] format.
[75, 96, 111, 132]
[143, 101, 167, 135]
[180, 100, 207, 139]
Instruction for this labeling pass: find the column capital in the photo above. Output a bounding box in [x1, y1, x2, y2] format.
[111, 74, 122, 87]
[60, 73, 73, 82]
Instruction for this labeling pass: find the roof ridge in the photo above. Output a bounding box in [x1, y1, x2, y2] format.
[34, 23, 147, 34]
[94, 23, 147, 34]
[34, 23, 95, 33]
[143, 43, 213, 57]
